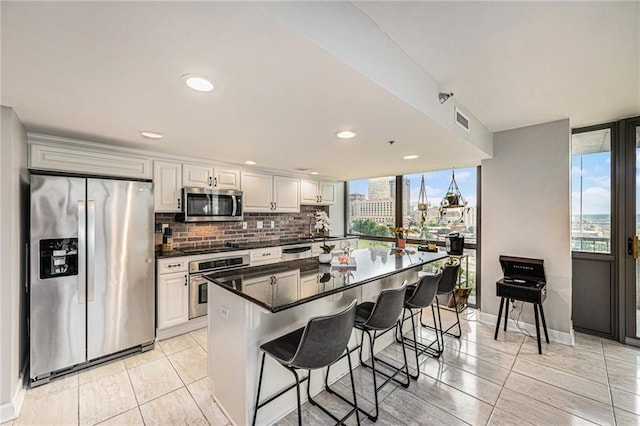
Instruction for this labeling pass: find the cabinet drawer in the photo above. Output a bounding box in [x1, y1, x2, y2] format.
[250, 247, 282, 265]
[157, 258, 188, 274]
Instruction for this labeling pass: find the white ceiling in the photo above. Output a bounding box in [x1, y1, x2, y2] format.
[2, 1, 639, 181]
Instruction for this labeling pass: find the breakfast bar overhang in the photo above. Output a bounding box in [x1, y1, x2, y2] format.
[205, 248, 447, 425]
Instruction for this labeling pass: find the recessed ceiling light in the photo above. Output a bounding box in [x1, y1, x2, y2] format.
[403, 154, 419, 160]
[140, 131, 163, 139]
[245, 160, 256, 165]
[336, 130, 357, 139]
[310, 171, 319, 175]
[182, 74, 214, 92]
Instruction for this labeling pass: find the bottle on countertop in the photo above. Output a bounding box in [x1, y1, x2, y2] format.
[155, 223, 163, 251]
[162, 227, 173, 252]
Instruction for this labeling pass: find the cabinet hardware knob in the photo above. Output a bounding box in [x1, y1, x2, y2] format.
[184, 275, 188, 286]
[214, 177, 218, 187]
[209, 176, 213, 186]
[177, 198, 181, 209]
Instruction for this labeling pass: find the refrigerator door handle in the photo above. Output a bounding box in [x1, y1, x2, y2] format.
[87, 200, 96, 302]
[78, 201, 86, 304]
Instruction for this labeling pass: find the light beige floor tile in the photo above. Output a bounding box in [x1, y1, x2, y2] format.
[521, 336, 606, 366]
[461, 328, 524, 356]
[190, 328, 207, 350]
[79, 369, 137, 425]
[404, 371, 493, 425]
[187, 377, 231, 425]
[26, 374, 78, 401]
[512, 358, 611, 404]
[614, 407, 640, 425]
[168, 345, 208, 385]
[445, 337, 517, 368]
[139, 387, 207, 426]
[127, 357, 183, 404]
[606, 357, 640, 380]
[380, 386, 468, 426]
[96, 407, 144, 425]
[420, 357, 503, 405]
[124, 346, 165, 370]
[574, 332, 605, 355]
[518, 344, 609, 384]
[15, 386, 78, 426]
[505, 372, 615, 425]
[158, 333, 198, 356]
[439, 346, 512, 386]
[79, 360, 126, 385]
[607, 367, 640, 395]
[611, 387, 640, 416]
[487, 407, 536, 426]
[496, 388, 598, 425]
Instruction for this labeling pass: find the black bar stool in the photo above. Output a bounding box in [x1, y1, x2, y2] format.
[325, 283, 409, 422]
[252, 300, 360, 426]
[421, 262, 462, 344]
[396, 272, 442, 378]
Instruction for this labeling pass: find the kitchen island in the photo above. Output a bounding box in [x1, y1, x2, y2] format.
[205, 247, 447, 425]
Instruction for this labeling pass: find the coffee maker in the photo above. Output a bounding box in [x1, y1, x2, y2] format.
[446, 232, 464, 255]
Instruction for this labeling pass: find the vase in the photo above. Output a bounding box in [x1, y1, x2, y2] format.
[396, 238, 406, 249]
[318, 253, 332, 263]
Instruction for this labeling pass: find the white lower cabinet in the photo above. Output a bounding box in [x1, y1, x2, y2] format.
[157, 271, 189, 330]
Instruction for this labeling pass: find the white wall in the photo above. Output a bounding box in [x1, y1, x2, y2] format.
[0, 106, 28, 422]
[480, 119, 572, 343]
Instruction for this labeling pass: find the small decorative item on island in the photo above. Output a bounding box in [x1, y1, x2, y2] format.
[315, 210, 334, 263]
[389, 226, 408, 249]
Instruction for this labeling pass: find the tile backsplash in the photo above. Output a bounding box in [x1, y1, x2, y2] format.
[156, 205, 328, 250]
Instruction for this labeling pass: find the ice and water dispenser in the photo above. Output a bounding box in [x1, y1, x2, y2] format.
[39, 238, 78, 279]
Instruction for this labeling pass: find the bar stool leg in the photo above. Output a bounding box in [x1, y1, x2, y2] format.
[291, 369, 303, 426]
[450, 290, 462, 338]
[251, 353, 266, 426]
[494, 297, 505, 340]
[346, 350, 361, 426]
[539, 304, 550, 343]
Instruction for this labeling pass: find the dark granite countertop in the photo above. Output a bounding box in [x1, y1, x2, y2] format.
[203, 248, 448, 312]
[155, 235, 359, 259]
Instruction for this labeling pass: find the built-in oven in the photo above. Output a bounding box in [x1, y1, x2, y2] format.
[188, 253, 250, 319]
[177, 187, 243, 222]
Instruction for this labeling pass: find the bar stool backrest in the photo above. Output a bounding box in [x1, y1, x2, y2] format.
[438, 263, 460, 294]
[362, 282, 407, 331]
[288, 299, 358, 370]
[406, 272, 441, 309]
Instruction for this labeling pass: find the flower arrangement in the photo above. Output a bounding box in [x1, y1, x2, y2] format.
[314, 210, 334, 253]
[388, 226, 408, 240]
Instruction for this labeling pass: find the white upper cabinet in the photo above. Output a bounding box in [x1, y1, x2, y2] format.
[241, 171, 300, 213]
[183, 163, 240, 189]
[300, 179, 336, 205]
[273, 175, 300, 212]
[182, 163, 213, 188]
[214, 167, 241, 189]
[154, 160, 183, 212]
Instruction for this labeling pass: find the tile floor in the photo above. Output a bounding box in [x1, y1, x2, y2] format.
[4, 308, 640, 425]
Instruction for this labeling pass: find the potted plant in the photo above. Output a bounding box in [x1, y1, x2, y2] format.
[314, 211, 334, 263]
[389, 226, 408, 249]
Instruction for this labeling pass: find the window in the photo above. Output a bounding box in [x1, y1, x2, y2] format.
[346, 177, 396, 238]
[402, 168, 477, 245]
[571, 128, 612, 253]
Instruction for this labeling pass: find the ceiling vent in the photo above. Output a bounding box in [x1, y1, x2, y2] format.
[455, 107, 470, 133]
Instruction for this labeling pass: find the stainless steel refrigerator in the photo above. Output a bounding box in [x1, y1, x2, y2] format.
[30, 174, 155, 384]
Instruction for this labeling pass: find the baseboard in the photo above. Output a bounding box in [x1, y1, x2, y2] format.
[156, 316, 207, 341]
[479, 311, 575, 346]
[0, 366, 27, 424]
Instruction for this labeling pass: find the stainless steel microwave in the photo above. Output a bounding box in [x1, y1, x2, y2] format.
[176, 187, 243, 222]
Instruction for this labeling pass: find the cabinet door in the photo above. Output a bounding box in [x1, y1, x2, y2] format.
[300, 179, 320, 204]
[154, 160, 182, 212]
[273, 270, 300, 305]
[300, 274, 320, 299]
[157, 272, 189, 330]
[319, 181, 336, 205]
[273, 176, 300, 212]
[183, 163, 214, 188]
[241, 171, 273, 212]
[214, 167, 240, 189]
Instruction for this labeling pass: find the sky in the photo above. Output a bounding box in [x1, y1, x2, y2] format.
[571, 151, 611, 215]
[347, 167, 478, 208]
